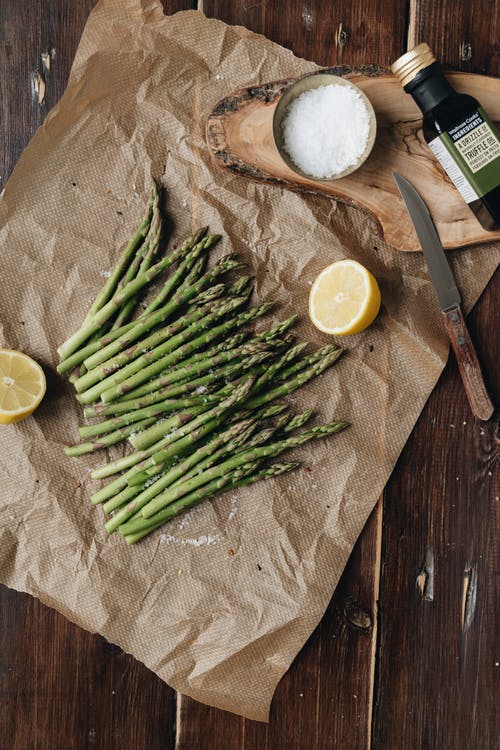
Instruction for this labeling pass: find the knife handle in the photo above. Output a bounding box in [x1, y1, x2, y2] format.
[442, 305, 494, 421]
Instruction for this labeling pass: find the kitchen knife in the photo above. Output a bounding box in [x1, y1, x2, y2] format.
[393, 172, 494, 421]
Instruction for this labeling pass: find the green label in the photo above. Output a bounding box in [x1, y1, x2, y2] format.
[428, 107, 500, 203]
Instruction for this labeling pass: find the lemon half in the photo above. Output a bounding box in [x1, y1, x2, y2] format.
[309, 259, 381, 336]
[0, 349, 46, 424]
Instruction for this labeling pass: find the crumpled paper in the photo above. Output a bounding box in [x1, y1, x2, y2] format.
[0, 0, 498, 722]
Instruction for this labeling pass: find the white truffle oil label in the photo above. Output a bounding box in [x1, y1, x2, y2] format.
[428, 108, 500, 203]
[452, 118, 500, 173]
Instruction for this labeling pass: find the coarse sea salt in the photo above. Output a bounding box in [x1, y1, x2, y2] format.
[281, 84, 371, 179]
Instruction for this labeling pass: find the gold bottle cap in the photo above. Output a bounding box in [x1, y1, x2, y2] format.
[391, 43, 436, 87]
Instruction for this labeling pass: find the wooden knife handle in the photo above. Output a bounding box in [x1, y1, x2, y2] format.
[442, 305, 494, 421]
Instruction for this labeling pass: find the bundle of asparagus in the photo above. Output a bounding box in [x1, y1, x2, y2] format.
[58, 183, 349, 544]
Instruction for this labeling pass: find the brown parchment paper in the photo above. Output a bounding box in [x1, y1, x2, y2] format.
[0, 0, 498, 721]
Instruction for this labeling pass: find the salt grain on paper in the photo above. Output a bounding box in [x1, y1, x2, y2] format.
[159, 533, 218, 547]
[282, 84, 370, 178]
[227, 494, 238, 521]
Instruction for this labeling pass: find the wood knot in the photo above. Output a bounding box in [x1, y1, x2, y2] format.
[343, 595, 372, 630]
[335, 23, 348, 48]
[459, 41, 472, 62]
[416, 545, 434, 601]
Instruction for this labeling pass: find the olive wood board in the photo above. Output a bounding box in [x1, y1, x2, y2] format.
[206, 67, 500, 252]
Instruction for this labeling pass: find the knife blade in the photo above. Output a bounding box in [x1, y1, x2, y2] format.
[393, 173, 461, 310]
[393, 172, 494, 421]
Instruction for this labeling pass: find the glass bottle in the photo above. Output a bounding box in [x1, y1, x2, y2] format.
[392, 43, 500, 230]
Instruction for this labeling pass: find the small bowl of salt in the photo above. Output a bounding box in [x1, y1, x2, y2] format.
[273, 72, 377, 181]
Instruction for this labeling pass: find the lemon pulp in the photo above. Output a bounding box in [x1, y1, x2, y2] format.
[309, 260, 381, 336]
[0, 349, 46, 424]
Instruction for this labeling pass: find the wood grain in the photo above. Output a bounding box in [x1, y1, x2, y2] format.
[372, 268, 499, 750]
[372, 2, 499, 743]
[408, 0, 500, 75]
[0, 585, 176, 750]
[203, 0, 407, 67]
[206, 69, 500, 251]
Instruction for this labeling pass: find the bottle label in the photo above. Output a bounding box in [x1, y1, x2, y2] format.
[428, 107, 500, 204]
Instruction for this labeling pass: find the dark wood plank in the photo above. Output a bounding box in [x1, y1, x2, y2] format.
[0, 0, 95, 193]
[408, 0, 500, 75]
[0, 0, 193, 192]
[0, 585, 176, 750]
[0, 2, 196, 749]
[372, 5, 500, 745]
[372, 269, 499, 749]
[202, 0, 407, 67]
[176, 503, 382, 750]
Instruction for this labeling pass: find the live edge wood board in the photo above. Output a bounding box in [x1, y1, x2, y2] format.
[206, 67, 500, 252]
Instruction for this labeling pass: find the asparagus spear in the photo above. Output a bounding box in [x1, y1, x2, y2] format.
[141, 419, 349, 519]
[280, 410, 314, 433]
[78, 397, 208, 441]
[57, 238, 215, 375]
[89, 403, 288, 496]
[119, 470, 240, 543]
[134, 415, 280, 486]
[252, 342, 308, 388]
[111, 184, 162, 328]
[117, 319, 296, 406]
[255, 315, 298, 342]
[100, 302, 274, 405]
[77, 295, 248, 404]
[245, 347, 343, 409]
[80, 349, 271, 439]
[140, 227, 209, 316]
[90, 436, 170, 484]
[275, 344, 341, 382]
[228, 275, 255, 298]
[79, 243, 232, 377]
[57, 232, 222, 360]
[135, 351, 272, 402]
[104, 419, 256, 531]
[83, 394, 204, 419]
[81, 266, 229, 377]
[157, 319, 298, 405]
[118, 331, 250, 403]
[75, 296, 238, 392]
[89, 370, 260, 486]
[115, 415, 256, 496]
[64, 417, 156, 457]
[91, 458, 154, 503]
[114, 227, 209, 332]
[100, 344, 273, 410]
[83, 184, 156, 322]
[189, 282, 226, 307]
[214, 345, 344, 405]
[120, 462, 300, 544]
[92, 375, 255, 488]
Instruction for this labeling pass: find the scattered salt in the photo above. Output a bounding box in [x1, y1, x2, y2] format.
[281, 84, 371, 178]
[227, 494, 238, 521]
[100, 270, 111, 278]
[159, 532, 218, 547]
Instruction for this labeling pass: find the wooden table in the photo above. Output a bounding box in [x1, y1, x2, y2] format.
[1, 2, 498, 748]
